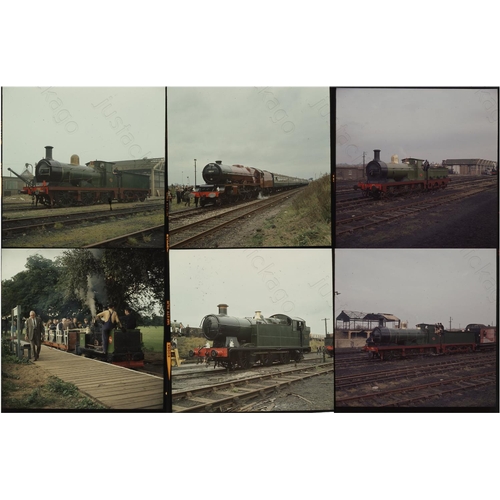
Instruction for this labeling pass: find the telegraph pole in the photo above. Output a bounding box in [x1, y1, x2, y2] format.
[194, 159, 197, 187]
[322, 318, 330, 336]
[449, 316, 452, 330]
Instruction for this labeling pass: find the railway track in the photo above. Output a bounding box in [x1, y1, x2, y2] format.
[336, 180, 496, 236]
[168, 188, 303, 248]
[337, 371, 496, 407]
[172, 361, 333, 412]
[2, 203, 164, 235]
[335, 177, 495, 212]
[336, 353, 497, 390]
[82, 224, 164, 248]
[336, 353, 496, 407]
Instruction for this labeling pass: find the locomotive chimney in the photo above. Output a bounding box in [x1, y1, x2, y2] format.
[373, 149, 381, 161]
[70, 154, 80, 166]
[45, 146, 54, 160]
[217, 304, 228, 315]
[215, 160, 222, 165]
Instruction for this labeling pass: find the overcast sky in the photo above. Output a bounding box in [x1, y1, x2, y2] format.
[336, 88, 498, 165]
[1, 249, 66, 282]
[167, 87, 330, 186]
[2, 87, 165, 176]
[169, 248, 333, 337]
[335, 249, 496, 330]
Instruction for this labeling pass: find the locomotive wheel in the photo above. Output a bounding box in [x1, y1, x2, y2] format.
[262, 353, 273, 366]
[238, 352, 250, 369]
[123, 191, 135, 202]
[55, 192, 74, 207]
[81, 192, 94, 205]
[279, 352, 290, 364]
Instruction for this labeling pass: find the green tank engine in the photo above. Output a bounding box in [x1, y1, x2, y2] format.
[189, 304, 311, 369]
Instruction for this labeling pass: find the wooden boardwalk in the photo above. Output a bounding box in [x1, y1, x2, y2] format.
[36, 346, 164, 410]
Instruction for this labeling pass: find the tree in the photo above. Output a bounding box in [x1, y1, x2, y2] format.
[57, 249, 165, 317]
[1, 255, 64, 320]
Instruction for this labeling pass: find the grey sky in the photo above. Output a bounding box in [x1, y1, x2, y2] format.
[1, 249, 66, 282]
[2, 87, 165, 176]
[336, 88, 498, 165]
[335, 249, 496, 329]
[167, 87, 330, 186]
[169, 248, 333, 337]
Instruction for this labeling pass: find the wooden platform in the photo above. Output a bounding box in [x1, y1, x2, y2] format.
[36, 346, 164, 410]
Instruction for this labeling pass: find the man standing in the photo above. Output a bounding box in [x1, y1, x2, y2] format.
[25, 310, 43, 361]
[96, 304, 122, 355]
[123, 308, 137, 330]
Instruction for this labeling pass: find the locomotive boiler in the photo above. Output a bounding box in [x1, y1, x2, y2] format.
[356, 149, 450, 198]
[17, 146, 150, 207]
[189, 304, 311, 369]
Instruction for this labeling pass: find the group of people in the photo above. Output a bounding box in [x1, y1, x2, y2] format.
[173, 186, 199, 207]
[11, 305, 138, 360]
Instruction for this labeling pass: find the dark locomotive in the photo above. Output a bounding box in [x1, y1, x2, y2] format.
[363, 322, 496, 360]
[355, 149, 450, 198]
[43, 322, 144, 368]
[194, 161, 309, 207]
[324, 333, 333, 358]
[11, 146, 150, 207]
[189, 304, 311, 369]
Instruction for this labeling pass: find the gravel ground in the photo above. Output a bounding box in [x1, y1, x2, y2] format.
[172, 353, 334, 412]
[189, 197, 296, 248]
[336, 186, 498, 248]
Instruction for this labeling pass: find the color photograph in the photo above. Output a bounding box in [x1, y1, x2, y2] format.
[2, 87, 165, 248]
[335, 249, 497, 410]
[336, 88, 498, 248]
[1, 248, 165, 410]
[167, 87, 331, 248]
[169, 248, 333, 412]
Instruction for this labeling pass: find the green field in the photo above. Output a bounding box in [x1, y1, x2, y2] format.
[140, 326, 164, 352]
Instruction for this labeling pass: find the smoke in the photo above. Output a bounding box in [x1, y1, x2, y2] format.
[75, 250, 107, 317]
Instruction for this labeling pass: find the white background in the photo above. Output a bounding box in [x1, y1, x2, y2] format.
[1, 2, 498, 499]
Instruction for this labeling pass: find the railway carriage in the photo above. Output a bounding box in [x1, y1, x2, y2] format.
[43, 325, 144, 368]
[189, 304, 311, 369]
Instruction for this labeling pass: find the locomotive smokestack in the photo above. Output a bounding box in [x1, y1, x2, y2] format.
[215, 160, 222, 165]
[217, 304, 228, 315]
[373, 149, 381, 161]
[45, 146, 53, 160]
